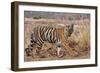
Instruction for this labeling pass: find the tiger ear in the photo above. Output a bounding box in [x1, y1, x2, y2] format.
[68, 24, 74, 29]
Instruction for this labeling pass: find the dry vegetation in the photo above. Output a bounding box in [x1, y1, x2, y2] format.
[24, 14, 90, 62]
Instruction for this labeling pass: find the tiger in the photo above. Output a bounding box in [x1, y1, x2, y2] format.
[25, 24, 77, 58]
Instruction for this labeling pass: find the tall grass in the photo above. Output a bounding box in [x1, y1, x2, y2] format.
[24, 18, 90, 61]
[69, 19, 90, 52]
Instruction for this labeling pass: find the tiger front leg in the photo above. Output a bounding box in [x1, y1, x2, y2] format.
[56, 42, 66, 58]
[57, 47, 61, 57]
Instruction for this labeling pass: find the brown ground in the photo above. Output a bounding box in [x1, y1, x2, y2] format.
[24, 18, 90, 62]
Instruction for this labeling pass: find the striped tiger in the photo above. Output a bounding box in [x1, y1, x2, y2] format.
[25, 24, 74, 57]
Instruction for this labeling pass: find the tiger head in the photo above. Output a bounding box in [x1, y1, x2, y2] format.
[64, 24, 74, 39]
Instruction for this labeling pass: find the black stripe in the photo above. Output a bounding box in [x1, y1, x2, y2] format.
[37, 26, 44, 44]
[52, 28, 56, 43]
[49, 27, 53, 43]
[45, 26, 50, 41]
[41, 26, 47, 41]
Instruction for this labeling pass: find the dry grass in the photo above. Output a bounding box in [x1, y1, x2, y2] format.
[24, 18, 90, 62]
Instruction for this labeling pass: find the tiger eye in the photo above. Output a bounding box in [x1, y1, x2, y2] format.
[31, 40, 33, 43]
[30, 45, 33, 47]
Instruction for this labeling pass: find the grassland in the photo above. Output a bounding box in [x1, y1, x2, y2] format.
[24, 11, 90, 62]
[24, 17, 90, 62]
